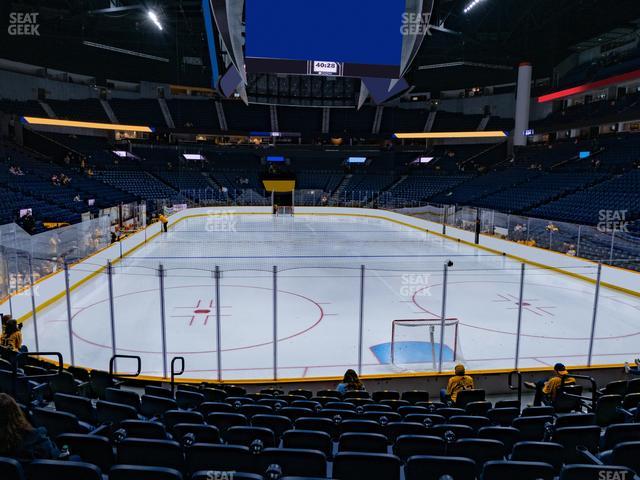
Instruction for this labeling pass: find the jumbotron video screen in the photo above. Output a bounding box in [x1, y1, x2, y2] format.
[244, 0, 406, 78]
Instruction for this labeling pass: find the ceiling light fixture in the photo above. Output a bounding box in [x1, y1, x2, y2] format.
[148, 10, 163, 30]
[463, 0, 486, 14]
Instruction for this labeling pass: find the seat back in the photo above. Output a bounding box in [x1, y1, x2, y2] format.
[448, 438, 505, 470]
[512, 415, 554, 441]
[53, 393, 96, 424]
[455, 389, 485, 408]
[392, 435, 445, 462]
[401, 390, 429, 403]
[554, 385, 583, 413]
[250, 414, 293, 439]
[372, 391, 400, 402]
[28, 460, 102, 480]
[202, 387, 227, 402]
[225, 426, 275, 447]
[140, 394, 178, 419]
[121, 419, 168, 440]
[627, 378, 640, 394]
[333, 452, 400, 480]
[0, 456, 25, 480]
[603, 423, 640, 450]
[49, 371, 80, 395]
[172, 423, 220, 444]
[448, 415, 490, 431]
[117, 438, 184, 471]
[602, 380, 628, 396]
[559, 465, 634, 480]
[553, 426, 601, 464]
[205, 412, 248, 432]
[108, 465, 183, 480]
[465, 400, 492, 416]
[186, 444, 254, 474]
[144, 385, 174, 399]
[338, 432, 387, 453]
[175, 390, 204, 409]
[282, 429, 332, 457]
[595, 394, 624, 427]
[611, 441, 640, 474]
[56, 434, 114, 472]
[258, 448, 327, 477]
[554, 412, 595, 428]
[477, 426, 520, 452]
[104, 388, 140, 411]
[90, 370, 115, 399]
[384, 422, 428, 443]
[622, 392, 640, 410]
[294, 417, 337, 439]
[405, 455, 475, 480]
[339, 419, 383, 436]
[482, 460, 554, 480]
[32, 407, 84, 438]
[163, 410, 204, 430]
[521, 406, 554, 417]
[511, 441, 564, 473]
[487, 407, 519, 426]
[96, 400, 138, 425]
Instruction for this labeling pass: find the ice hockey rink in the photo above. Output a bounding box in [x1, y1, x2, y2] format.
[19, 210, 640, 381]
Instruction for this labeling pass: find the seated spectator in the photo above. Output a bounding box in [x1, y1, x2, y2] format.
[525, 362, 576, 406]
[441, 364, 474, 403]
[0, 319, 23, 351]
[1, 313, 10, 332]
[336, 369, 365, 394]
[0, 393, 60, 462]
[624, 359, 640, 376]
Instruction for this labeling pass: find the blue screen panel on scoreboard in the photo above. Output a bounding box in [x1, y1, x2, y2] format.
[245, 0, 406, 78]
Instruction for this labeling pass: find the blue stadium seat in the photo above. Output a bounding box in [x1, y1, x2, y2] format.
[333, 452, 401, 480]
[0, 457, 25, 480]
[258, 448, 327, 478]
[108, 465, 183, 480]
[56, 433, 114, 472]
[116, 438, 184, 471]
[405, 455, 475, 480]
[482, 460, 555, 480]
[27, 460, 102, 480]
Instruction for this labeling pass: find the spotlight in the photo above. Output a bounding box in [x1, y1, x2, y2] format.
[148, 10, 163, 30]
[463, 0, 486, 14]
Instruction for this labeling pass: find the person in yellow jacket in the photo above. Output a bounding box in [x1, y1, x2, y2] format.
[525, 363, 576, 406]
[441, 364, 474, 403]
[0, 319, 22, 352]
[159, 213, 169, 233]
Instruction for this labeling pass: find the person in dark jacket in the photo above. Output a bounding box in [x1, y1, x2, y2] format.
[0, 393, 60, 462]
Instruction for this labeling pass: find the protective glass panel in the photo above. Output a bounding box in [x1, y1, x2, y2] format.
[518, 264, 597, 369]
[278, 266, 360, 380]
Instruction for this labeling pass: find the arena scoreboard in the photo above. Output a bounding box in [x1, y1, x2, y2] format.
[244, 0, 406, 78]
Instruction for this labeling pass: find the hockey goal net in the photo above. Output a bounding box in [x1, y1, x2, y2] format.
[275, 206, 294, 216]
[390, 318, 460, 370]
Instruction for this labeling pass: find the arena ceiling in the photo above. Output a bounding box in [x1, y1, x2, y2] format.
[1, 0, 639, 94]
